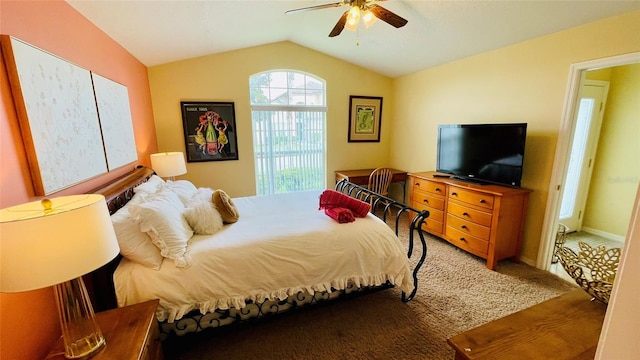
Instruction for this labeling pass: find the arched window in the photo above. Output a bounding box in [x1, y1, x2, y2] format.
[249, 70, 327, 195]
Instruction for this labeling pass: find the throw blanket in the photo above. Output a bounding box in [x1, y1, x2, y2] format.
[318, 189, 370, 218]
[324, 207, 355, 223]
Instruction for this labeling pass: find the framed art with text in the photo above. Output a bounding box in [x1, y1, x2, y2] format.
[348, 95, 383, 142]
[180, 101, 238, 162]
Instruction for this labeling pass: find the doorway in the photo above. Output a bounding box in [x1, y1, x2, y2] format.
[538, 52, 640, 272]
[558, 80, 609, 232]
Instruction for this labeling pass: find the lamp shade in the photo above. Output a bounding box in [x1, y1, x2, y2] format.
[0, 194, 119, 292]
[150, 152, 187, 178]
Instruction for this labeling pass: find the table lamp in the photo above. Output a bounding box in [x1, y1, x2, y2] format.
[150, 152, 187, 180]
[0, 194, 120, 359]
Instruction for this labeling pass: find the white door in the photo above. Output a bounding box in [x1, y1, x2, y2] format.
[558, 80, 609, 231]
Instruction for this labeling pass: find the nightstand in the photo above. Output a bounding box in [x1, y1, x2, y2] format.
[45, 299, 163, 360]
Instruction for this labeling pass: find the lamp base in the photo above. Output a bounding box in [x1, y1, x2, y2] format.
[54, 278, 106, 359]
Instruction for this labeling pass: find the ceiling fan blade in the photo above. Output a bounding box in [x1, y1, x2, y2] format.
[329, 10, 349, 37]
[285, 2, 342, 15]
[368, 4, 408, 28]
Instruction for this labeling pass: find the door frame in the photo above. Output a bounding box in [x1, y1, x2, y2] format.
[537, 51, 640, 270]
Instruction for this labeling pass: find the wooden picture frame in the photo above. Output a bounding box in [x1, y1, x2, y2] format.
[348, 95, 383, 142]
[1, 35, 108, 195]
[180, 101, 239, 162]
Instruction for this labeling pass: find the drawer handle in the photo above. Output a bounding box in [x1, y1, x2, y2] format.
[461, 225, 468, 230]
[415, 182, 420, 186]
[462, 212, 469, 217]
[435, 188, 442, 192]
[459, 237, 467, 242]
[451, 192, 458, 196]
[423, 199, 429, 204]
[479, 199, 486, 204]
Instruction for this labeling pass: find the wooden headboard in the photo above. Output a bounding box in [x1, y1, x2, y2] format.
[84, 165, 155, 311]
[90, 165, 155, 215]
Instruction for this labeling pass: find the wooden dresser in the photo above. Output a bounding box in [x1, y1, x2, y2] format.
[408, 171, 531, 270]
[45, 299, 163, 360]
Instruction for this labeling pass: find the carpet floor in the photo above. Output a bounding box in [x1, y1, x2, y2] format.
[163, 217, 577, 359]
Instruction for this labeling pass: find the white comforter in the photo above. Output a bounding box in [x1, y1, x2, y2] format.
[114, 190, 413, 322]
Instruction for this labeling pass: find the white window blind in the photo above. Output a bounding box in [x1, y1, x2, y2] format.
[249, 71, 327, 195]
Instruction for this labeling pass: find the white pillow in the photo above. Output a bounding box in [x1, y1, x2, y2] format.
[164, 180, 198, 206]
[184, 188, 223, 235]
[129, 190, 194, 268]
[111, 195, 164, 270]
[133, 175, 165, 194]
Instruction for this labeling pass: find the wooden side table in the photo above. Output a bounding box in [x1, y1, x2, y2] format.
[45, 299, 163, 360]
[447, 290, 606, 359]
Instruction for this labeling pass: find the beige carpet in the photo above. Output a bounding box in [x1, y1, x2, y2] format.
[163, 218, 577, 359]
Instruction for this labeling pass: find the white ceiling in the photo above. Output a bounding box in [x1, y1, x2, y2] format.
[66, 0, 640, 78]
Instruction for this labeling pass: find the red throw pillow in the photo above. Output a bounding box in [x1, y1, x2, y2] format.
[324, 207, 355, 223]
[318, 189, 370, 218]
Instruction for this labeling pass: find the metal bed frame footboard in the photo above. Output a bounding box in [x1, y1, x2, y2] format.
[334, 179, 429, 302]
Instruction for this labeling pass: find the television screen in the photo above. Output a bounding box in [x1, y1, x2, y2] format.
[436, 123, 527, 187]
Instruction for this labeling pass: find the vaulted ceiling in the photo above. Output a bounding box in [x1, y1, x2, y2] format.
[67, 0, 640, 78]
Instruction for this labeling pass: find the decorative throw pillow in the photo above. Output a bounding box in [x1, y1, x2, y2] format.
[164, 180, 199, 206]
[318, 189, 370, 218]
[110, 195, 164, 270]
[129, 190, 194, 268]
[184, 188, 224, 235]
[212, 189, 239, 224]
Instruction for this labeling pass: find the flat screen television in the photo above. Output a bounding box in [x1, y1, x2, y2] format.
[436, 123, 527, 187]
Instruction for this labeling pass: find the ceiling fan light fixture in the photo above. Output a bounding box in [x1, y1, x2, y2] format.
[345, 6, 361, 31]
[362, 9, 376, 28]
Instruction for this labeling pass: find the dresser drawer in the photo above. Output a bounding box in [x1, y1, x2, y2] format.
[446, 226, 489, 256]
[446, 213, 491, 240]
[447, 201, 493, 227]
[448, 187, 494, 210]
[421, 218, 443, 234]
[410, 208, 443, 235]
[412, 178, 446, 197]
[413, 191, 445, 211]
[412, 202, 444, 222]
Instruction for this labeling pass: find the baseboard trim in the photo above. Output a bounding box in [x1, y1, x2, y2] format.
[581, 226, 626, 243]
[519, 256, 536, 267]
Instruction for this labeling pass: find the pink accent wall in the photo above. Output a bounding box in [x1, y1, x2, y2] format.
[0, 1, 157, 358]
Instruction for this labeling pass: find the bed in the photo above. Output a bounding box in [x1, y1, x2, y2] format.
[88, 166, 429, 337]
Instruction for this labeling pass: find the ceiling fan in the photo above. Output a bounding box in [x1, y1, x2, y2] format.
[285, 0, 408, 37]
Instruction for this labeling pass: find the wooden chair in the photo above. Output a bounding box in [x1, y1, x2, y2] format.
[367, 167, 393, 210]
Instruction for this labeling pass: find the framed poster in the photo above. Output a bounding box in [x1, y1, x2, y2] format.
[348, 95, 383, 142]
[180, 101, 238, 162]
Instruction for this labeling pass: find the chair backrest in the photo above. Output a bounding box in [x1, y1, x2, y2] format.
[368, 167, 393, 197]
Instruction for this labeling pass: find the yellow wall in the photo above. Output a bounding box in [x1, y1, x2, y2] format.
[148, 41, 393, 197]
[390, 10, 640, 264]
[583, 64, 640, 235]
